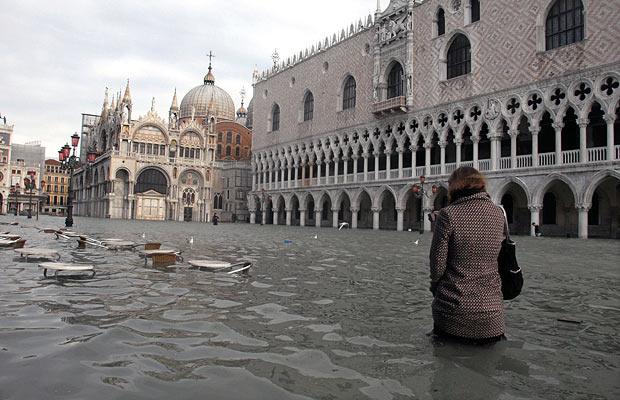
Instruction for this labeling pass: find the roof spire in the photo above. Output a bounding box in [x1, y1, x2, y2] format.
[122, 79, 132, 104]
[240, 86, 246, 107]
[151, 97, 156, 112]
[205, 51, 216, 85]
[170, 88, 179, 110]
[376, 0, 381, 13]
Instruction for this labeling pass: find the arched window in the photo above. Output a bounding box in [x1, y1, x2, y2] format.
[304, 92, 314, 121]
[546, 0, 584, 50]
[272, 104, 280, 132]
[226, 146, 231, 157]
[235, 147, 240, 158]
[343, 76, 357, 110]
[447, 34, 471, 79]
[387, 63, 404, 99]
[216, 144, 222, 157]
[226, 132, 232, 144]
[135, 169, 168, 195]
[236, 134, 241, 145]
[471, 0, 480, 23]
[437, 8, 445, 36]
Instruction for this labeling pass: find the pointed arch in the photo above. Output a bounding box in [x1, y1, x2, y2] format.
[533, 173, 578, 206]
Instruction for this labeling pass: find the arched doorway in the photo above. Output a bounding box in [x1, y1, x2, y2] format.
[588, 176, 620, 238]
[264, 197, 274, 225]
[358, 191, 373, 229]
[540, 180, 577, 237]
[290, 195, 300, 226]
[135, 168, 169, 221]
[499, 182, 529, 235]
[307, 195, 316, 226]
[319, 194, 333, 228]
[114, 169, 130, 219]
[276, 196, 286, 225]
[337, 192, 353, 226]
[379, 190, 397, 230]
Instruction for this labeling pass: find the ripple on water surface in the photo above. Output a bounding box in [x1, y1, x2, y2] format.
[0, 216, 619, 400]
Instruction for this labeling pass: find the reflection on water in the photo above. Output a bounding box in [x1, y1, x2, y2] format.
[0, 216, 618, 400]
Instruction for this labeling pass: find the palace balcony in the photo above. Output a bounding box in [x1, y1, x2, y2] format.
[372, 96, 407, 115]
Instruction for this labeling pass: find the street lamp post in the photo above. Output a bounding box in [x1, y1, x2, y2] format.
[25, 171, 36, 219]
[58, 133, 83, 228]
[10, 185, 17, 216]
[260, 189, 271, 226]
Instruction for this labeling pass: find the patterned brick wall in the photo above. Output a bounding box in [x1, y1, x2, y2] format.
[253, 0, 620, 151]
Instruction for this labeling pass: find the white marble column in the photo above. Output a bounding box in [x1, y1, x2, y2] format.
[317, 162, 322, 186]
[353, 156, 359, 182]
[385, 150, 392, 180]
[411, 146, 417, 174]
[333, 157, 339, 184]
[272, 208, 278, 225]
[351, 208, 359, 229]
[372, 208, 380, 231]
[398, 148, 404, 178]
[578, 119, 588, 164]
[363, 153, 369, 182]
[332, 209, 339, 228]
[425, 144, 432, 176]
[509, 130, 518, 169]
[374, 152, 380, 181]
[300, 208, 306, 227]
[250, 211, 256, 224]
[286, 209, 292, 226]
[472, 137, 479, 169]
[490, 136, 499, 171]
[605, 115, 616, 161]
[315, 207, 322, 228]
[439, 141, 447, 175]
[396, 208, 404, 232]
[578, 206, 589, 239]
[343, 157, 349, 183]
[455, 140, 462, 166]
[301, 162, 307, 186]
[531, 128, 540, 167]
[287, 167, 292, 189]
[530, 206, 540, 237]
[554, 122, 563, 166]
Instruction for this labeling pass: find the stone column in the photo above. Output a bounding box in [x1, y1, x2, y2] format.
[309, 162, 314, 180]
[553, 122, 563, 166]
[280, 167, 286, 189]
[531, 128, 540, 167]
[529, 206, 540, 237]
[332, 209, 339, 228]
[374, 152, 380, 181]
[472, 136, 479, 169]
[333, 157, 339, 184]
[286, 209, 292, 226]
[509, 130, 518, 169]
[439, 141, 447, 175]
[317, 162, 322, 186]
[578, 119, 588, 164]
[363, 153, 369, 182]
[301, 163, 307, 186]
[300, 208, 306, 227]
[262, 169, 267, 191]
[372, 207, 380, 231]
[252, 170, 257, 191]
[398, 148, 404, 179]
[578, 206, 589, 239]
[455, 140, 462, 166]
[396, 208, 404, 232]
[385, 150, 392, 179]
[293, 163, 299, 188]
[250, 211, 256, 224]
[605, 115, 616, 161]
[425, 144, 432, 176]
[272, 208, 278, 225]
[353, 156, 359, 183]
[315, 207, 322, 228]
[262, 209, 267, 225]
[343, 157, 349, 183]
[490, 134, 499, 171]
[287, 166, 292, 189]
[411, 146, 417, 175]
[351, 208, 359, 229]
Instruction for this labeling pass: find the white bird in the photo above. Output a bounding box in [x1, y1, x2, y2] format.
[338, 222, 349, 230]
[313, 234, 318, 239]
[141, 232, 146, 239]
[188, 236, 194, 245]
[408, 229, 412, 232]
[414, 240, 420, 246]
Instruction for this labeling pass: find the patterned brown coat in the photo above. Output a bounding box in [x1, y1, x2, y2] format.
[430, 192, 506, 339]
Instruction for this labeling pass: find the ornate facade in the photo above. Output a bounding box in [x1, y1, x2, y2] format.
[73, 63, 253, 222]
[249, 0, 620, 239]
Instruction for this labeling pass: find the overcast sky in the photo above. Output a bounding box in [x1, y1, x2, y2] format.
[1, 0, 379, 157]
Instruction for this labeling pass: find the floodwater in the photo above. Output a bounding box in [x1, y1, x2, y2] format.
[0, 215, 619, 400]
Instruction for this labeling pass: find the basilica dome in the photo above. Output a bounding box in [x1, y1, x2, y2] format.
[179, 66, 236, 121]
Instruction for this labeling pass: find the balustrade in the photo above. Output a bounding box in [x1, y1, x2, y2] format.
[378, 171, 387, 180]
[562, 149, 580, 164]
[587, 147, 607, 162]
[430, 165, 442, 176]
[478, 159, 491, 172]
[539, 152, 556, 166]
[616, 145, 620, 160]
[499, 157, 512, 170]
[415, 166, 426, 177]
[445, 163, 457, 174]
[516, 155, 533, 168]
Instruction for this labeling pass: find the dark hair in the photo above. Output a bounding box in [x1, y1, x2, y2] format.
[448, 166, 487, 203]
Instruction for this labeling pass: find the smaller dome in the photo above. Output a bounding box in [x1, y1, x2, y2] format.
[237, 105, 247, 115]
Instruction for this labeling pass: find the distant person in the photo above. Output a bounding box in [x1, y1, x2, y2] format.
[532, 223, 543, 237]
[430, 166, 506, 345]
[212, 213, 219, 226]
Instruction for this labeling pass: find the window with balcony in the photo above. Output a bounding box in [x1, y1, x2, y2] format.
[387, 63, 404, 99]
[447, 34, 471, 79]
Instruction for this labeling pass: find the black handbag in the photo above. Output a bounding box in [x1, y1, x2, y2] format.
[498, 207, 523, 300]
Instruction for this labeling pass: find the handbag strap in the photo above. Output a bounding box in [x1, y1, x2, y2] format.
[499, 206, 511, 241]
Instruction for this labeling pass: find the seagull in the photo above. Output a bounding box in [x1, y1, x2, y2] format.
[141, 232, 146, 239]
[313, 234, 318, 239]
[338, 222, 349, 230]
[188, 236, 194, 245]
[408, 229, 412, 232]
[414, 240, 420, 246]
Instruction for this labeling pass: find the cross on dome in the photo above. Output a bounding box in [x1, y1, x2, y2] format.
[205, 51, 216, 85]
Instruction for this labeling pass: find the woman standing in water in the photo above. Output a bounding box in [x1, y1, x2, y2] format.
[430, 167, 506, 345]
